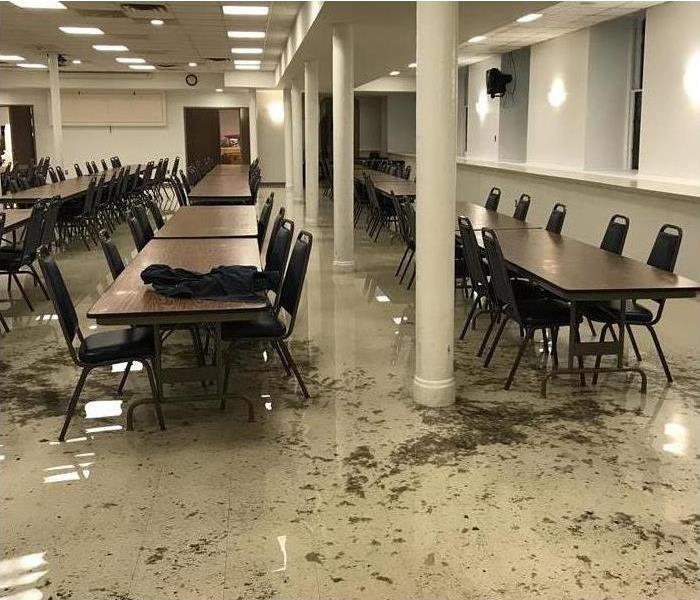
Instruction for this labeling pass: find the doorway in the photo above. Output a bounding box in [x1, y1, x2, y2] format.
[183, 106, 250, 168]
[0, 105, 37, 169]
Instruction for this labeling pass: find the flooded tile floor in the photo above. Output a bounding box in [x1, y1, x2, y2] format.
[1, 190, 699, 599]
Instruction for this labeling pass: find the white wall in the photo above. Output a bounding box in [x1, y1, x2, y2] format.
[584, 17, 635, 171]
[0, 88, 53, 164]
[357, 95, 384, 152]
[498, 48, 530, 162]
[467, 56, 501, 160]
[386, 93, 416, 155]
[639, 2, 700, 183]
[255, 89, 285, 183]
[527, 28, 590, 169]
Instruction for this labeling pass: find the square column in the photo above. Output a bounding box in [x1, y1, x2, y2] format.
[283, 88, 294, 190]
[304, 60, 320, 225]
[291, 80, 304, 202]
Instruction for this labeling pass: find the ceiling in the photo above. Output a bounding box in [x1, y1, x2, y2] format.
[0, 1, 301, 73]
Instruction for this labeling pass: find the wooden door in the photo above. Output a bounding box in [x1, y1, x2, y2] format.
[8, 105, 36, 166]
[238, 107, 251, 164]
[184, 107, 220, 168]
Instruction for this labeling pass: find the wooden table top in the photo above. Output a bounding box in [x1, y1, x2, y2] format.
[456, 202, 540, 230]
[1, 208, 32, 231]
[155, 205, 257, 239]
[189, 164, 251, 199]
[491, 228, 700, 301]
[88, 238, 266, 325]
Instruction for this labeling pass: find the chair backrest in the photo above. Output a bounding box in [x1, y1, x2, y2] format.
[48, 166, 58, 183]
[40, 197, 61, 249]
[265, 219, 294, 294]
[458, 216, 490, 298]
[127, 214, 148, 251]
[99, 229, 125, 279]
[170, 156, 180, 177]
[179, 169, 191, 193]
[100, 159, 108, 171]
[485, 187, 501, 211]
[145, 198, 165, 229]
[513, 193, 531, 221]
[599, 214, 629, 255]
[18, 201, 47, 264]
[173, 175, 189, 206]
[545, 202, 566, 234]
[277, 231, 313, 336]
[389, 192, 410, 245]
[647, 224, 682, 273]
[265, 206, 286, 266]
[38, 247, 82, 361]
[0, 213, 5, 239]
[133, 203, 155, 242]
[91, 160, 99, 173]
[482, 228, 521, 323]
[257, 194, 274, 250]
[56, 167, 66, 182]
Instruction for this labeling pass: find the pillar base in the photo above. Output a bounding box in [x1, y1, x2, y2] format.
[413, 375, 455, 407]
[332, 259, 355, 272]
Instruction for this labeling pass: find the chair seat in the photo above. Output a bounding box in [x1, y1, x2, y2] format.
[584, 301, 654, 325]
[78, 326, 155, 364]
[221, 309, 286, 340]
[0, 248, 23, 269]
[518, 298, 575, 327]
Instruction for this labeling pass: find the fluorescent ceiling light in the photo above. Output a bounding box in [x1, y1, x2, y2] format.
[18, 63, 47, 69]
[11, 0, 65, 8]
[517, 13, 543, 23]
[71, 59, 81, 64]
[0, 55, 25, 61]
[93, 45, 129, 52]
[188, 61, 197, 67]
[223, 5, 269, 15]
[389, 70, 400, 76]
[116, 57, 145, 64]
[60, 26, 104, 35]
[231, 47, 263, 54]
[234, 59, 260, 65]
[129, 64, 155, 70]
[227, 31, 265, 39]
[150, 19, 164, 26]
[468, 35, 486, 43]
[216, 88, 223, 92]
[235, 65, 260, 70]
[408, 62, 416, 68]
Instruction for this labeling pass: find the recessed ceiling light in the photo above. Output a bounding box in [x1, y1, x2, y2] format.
[235, 65, 260, 70]
[188, 62, 197, 67]
[60, 26, 104, 35]
[227, 31, 265, 39]
[18, 63, 47, 69]
[150, 19, 164, 26]
[516, 13, 543, 23]
[389, 70, 400, 76]
[0, 55, 25, 61]
[93, 45, 129, 52]
[223, 5, 269, 15]
[71, 59, 81, 64]
[468, 35, 486, 43]
[231, 47, 263, 54]
[408, 62, 416, 68]
[234, 59, 260, 65]
[10, 0, 65, 8]
[216, 88, 224, 92]
[129, 64, 155, 70]
[116, 57, 145, 64]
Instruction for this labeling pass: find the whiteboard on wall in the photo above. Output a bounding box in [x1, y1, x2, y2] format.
[61, 91, 166, 126]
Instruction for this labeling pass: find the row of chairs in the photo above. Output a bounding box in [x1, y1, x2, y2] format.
[2, 156, 51, 193]
[360, 158, 412, 181]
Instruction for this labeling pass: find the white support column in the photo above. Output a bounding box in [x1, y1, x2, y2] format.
[249, 88, 258, 162]
[283, 88, 293, 190]
[414, 2, 457, 407]
[47, 52, 64, 166]
[304, 60, 320, 225]
[332, 23, 354, 271]
[291, 79, 304, 202]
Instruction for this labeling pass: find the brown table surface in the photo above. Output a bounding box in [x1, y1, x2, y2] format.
[87, 238, 266, 325]
[456, 201, 540, 230]
[1, 208, 32, 231]
[0, 167, 131, 203]
[491, 228, 700, 301]
[189, 164, 251, 200]
[155, 205, 257, 239]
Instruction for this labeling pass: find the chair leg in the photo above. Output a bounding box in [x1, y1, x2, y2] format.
[279, 340, 310, 399]
[646, 324, 672, 383]
[395, 246, 410, 277]
[550, 327, 559, 368]
[59, 367, 90, 441]
[591, 323, 610, 385]
[484, 317, 509, 367]
[399, 250, 413, 283]
[626, 324, 642, 362]
[273, 341, 292, 376]
[504, 328, 533, 390]
[459, 300, 479, 341]
[477, 312, 498, 357]
[142, 360, 166, 429]
[220, 361, 231, 410]
[116, 361, 132, 395]
[0, 312, 8, 333]
[586, 316, 597, 337]
[407, 266, 415, 290]
[28, 264, 49, 299]
[11, 273, 33, 312]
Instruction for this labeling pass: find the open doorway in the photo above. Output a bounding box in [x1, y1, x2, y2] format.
[183, 106, 250, 168]
[0, 105, 37, 169]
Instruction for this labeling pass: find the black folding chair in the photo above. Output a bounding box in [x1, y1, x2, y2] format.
[545, 203, 567, 234]
[485, 187, 501, 211]
[513, 194, 531, 221]
[257, 194, 274, 250]
[127, 215, 148, 252]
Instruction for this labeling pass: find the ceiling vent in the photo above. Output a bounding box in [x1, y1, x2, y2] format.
[120, 3, 169, 20]
[206, 57, 230, 63]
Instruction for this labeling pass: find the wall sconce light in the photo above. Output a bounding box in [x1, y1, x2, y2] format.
[268, 101, 284, 124]
[547, 78, 566, 108]
[683, 52, 700, 106]
[475, 89, 489, 121]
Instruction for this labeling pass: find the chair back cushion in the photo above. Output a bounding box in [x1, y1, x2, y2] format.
[647, 224, 682, 272]
[482, 228, 521, 322]
[266, 219, 295, 291]
[278, 231, 313, 332]
[458, 216, 490, 297]
[513, 194, 531, 221]
[485, 187, 501, 211]
[99, 230, 126, 279]
[600, 214, 629, 254]
[545, 203, 566, 234]
[38, 249, 80, 347]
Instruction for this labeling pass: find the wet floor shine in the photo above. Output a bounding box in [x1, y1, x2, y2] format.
[1, 189, 699, 600]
